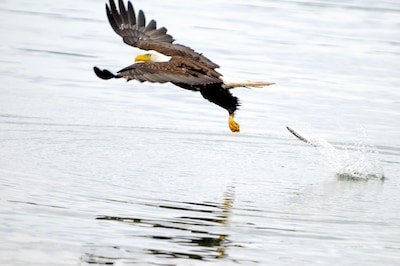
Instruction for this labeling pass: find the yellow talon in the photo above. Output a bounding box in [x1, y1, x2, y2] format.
[228, 114, 240, 132]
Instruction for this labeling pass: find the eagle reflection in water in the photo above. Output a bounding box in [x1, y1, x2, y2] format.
[81, 187, 235, 264]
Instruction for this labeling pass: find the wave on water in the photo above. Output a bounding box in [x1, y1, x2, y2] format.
[287, 126, 385, 181]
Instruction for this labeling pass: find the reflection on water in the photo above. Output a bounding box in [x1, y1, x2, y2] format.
[82, 187, 235, 264]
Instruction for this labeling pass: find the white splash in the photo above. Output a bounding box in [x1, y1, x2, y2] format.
[288, 126, 385, 181]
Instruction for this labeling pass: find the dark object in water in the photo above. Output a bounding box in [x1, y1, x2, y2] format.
[286, 126, 317, 147]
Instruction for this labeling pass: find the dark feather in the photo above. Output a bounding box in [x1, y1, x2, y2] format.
[94, 66, 119, 80]
[127, 2, 136, 26]
[144, 20, 157, 33]
[109, 0, 121, 27]
[137, 10, 146, 29]
[118, 0, 129, 25]
[106, 5, 119, 34]
[200, 85, 240, 114]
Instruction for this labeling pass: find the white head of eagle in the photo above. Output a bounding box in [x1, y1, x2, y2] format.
[134, 50, 172, 63]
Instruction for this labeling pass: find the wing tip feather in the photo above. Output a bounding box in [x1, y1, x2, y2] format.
[94, 66, 117, 80]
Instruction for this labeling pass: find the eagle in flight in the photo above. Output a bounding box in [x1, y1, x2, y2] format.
[94, 0, 274, 132]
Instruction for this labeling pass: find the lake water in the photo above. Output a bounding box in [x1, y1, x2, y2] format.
[1, 0, 399, 265]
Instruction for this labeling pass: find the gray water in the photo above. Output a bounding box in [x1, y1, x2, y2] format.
[1, 0, 400, 265]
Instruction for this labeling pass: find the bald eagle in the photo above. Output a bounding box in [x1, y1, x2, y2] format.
[94, 0, 274, 132]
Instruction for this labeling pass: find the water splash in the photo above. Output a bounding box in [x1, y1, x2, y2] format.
[287, 126, 385, 181]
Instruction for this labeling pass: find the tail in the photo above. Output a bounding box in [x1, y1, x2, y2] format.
[221, 76, 275, 89]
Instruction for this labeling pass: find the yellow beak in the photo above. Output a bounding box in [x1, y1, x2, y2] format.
[134, 53, 151, 62]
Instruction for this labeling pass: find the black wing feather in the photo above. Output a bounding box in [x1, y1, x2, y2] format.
[108, 0, 121, 26]
[144, 20, 157, 33]
[94, 66, 119, 80]
[106, 5, 119, 33]
[118, 0, 129, 25]
[127, 2, 136, 26]
[137, 10, 146, 29]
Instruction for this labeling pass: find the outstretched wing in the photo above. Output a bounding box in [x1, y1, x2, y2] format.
[117, 58, 221, 85]
[94, 57, 222, 86]
[106, 0, 219, 69]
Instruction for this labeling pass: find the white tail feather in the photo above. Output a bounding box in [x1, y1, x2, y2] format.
[221, 76, 275, 89]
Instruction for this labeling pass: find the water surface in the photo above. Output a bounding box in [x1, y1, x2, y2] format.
[1, 0, 399, 265]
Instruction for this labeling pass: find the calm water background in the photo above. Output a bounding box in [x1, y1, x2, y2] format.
[1, 0, 399, 265]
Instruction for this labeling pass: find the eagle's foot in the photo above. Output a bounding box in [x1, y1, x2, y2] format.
[228, 114, 240, 132]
